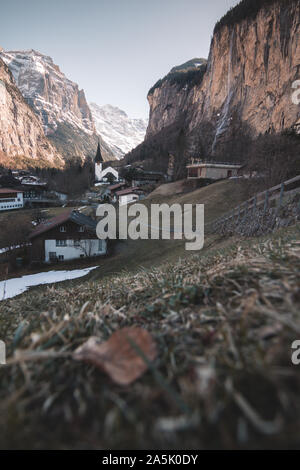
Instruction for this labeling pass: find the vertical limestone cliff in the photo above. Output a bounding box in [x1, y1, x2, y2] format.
[142, 0, 299, 161]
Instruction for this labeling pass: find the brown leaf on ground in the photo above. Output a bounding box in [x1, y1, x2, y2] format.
[257, 323, 283, 340]
[74, 327, 157, 385]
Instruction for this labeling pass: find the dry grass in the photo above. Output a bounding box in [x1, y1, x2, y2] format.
[146, 179, 254, 224]
[0, 206, 74, 227]
[0, 223, 299, 449]
[147, 179, 188, 198]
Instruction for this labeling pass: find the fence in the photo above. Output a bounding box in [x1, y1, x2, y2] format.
[208, 175, 300, 235]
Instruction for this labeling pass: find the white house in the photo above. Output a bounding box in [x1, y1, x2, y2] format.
[186, 160, 243, 180]
[0, 188, 24, 211]
[43, 239, 105, 263]
[115, 187, 144, 206]
[29, 210, 107, 263]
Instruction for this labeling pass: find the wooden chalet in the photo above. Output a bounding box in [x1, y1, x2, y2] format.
[29, 210, 107, 264]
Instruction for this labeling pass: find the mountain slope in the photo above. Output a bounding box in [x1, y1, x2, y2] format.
[90, 103, 148, 159]
[0, 57, 64, 168]
[0, 50, 115, 162]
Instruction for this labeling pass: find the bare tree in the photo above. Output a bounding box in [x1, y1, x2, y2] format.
[74, 239, 95, 258]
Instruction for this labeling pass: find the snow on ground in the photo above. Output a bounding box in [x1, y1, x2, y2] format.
[0, 243, 31, 254]
[0, 245, 20, 254]
[0, 266, 98, 301]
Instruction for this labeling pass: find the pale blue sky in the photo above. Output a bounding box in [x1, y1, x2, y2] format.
[1, 0, 239, 118]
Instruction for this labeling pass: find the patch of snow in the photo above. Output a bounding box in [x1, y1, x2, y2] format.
[0, 266, 98, 300]
[0, 244, 29, 254]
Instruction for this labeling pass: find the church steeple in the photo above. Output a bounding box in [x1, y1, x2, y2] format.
[95, 141, 103, 182]
[95, 141, 103, 163]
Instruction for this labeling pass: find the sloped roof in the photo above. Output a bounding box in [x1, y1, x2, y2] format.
[29, 210, 97, 239]
[0, 188, 22, 194]
[108, 182, 126, 191]
[12, 184, 47, 192]
[116, 187, 143, 196]
[186, 161, 243, 169]
[70, 210, 97, 229]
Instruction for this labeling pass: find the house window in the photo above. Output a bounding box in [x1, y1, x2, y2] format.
[227, 170, 232, 178]
[60, 225, 67, 232]
[78, 226, 84, 232]
[74, 240, 81, 246]
[49, 252, 57, 260]
[188, 167, 199, 178]
[56, 240, 67, 246]
[58, 255, 64, 261]
[98, 240, 103, 252]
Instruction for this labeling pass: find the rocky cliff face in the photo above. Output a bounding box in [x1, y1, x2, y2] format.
[0, 50, 114, 162]
[146, 58, 207, 138]
[145, 0, 300, 158]
[0, 57, 64, 168]
[90, 103, 148, 159]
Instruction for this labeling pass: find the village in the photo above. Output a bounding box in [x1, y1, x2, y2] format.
[0, 142, 248, 273]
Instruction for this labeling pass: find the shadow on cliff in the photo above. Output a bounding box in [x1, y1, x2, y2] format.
[125, 114, 300, 189]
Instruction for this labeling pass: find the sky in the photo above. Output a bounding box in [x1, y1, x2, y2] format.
[1, 0, 239, 119]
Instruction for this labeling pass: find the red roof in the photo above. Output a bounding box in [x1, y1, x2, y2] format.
[115, 187, 143, 196]
[0, 188, 23, 194]
[29, 210, 72, 239]
[109, 182, 126, 191]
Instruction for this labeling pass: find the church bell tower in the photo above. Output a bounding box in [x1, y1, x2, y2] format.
[94, 141, 103, 182]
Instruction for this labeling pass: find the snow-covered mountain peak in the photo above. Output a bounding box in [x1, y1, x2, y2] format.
[90, 103, 148, 159]
[100, 104, 128, 118]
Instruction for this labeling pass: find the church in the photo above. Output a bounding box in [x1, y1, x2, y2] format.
[94, 142, 119, 183]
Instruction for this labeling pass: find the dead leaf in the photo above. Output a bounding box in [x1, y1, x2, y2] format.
[74, 327, 157, 386]
[257, 323, 283, 340]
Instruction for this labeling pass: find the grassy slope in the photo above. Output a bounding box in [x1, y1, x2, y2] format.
[146, 178, 250, 223]
[0, 179, 299, 449]
[85, 179, 251, 282]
